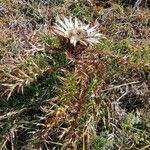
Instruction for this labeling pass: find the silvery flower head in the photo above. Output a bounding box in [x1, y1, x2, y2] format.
[51, 16, 102, 47]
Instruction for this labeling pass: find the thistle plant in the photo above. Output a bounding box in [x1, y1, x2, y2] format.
[49, 16, 105, 148]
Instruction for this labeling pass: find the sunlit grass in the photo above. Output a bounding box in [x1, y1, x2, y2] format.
[0, 0, 149, 149]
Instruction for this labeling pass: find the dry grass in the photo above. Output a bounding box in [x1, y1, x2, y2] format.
[0, 0, 149, 149]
